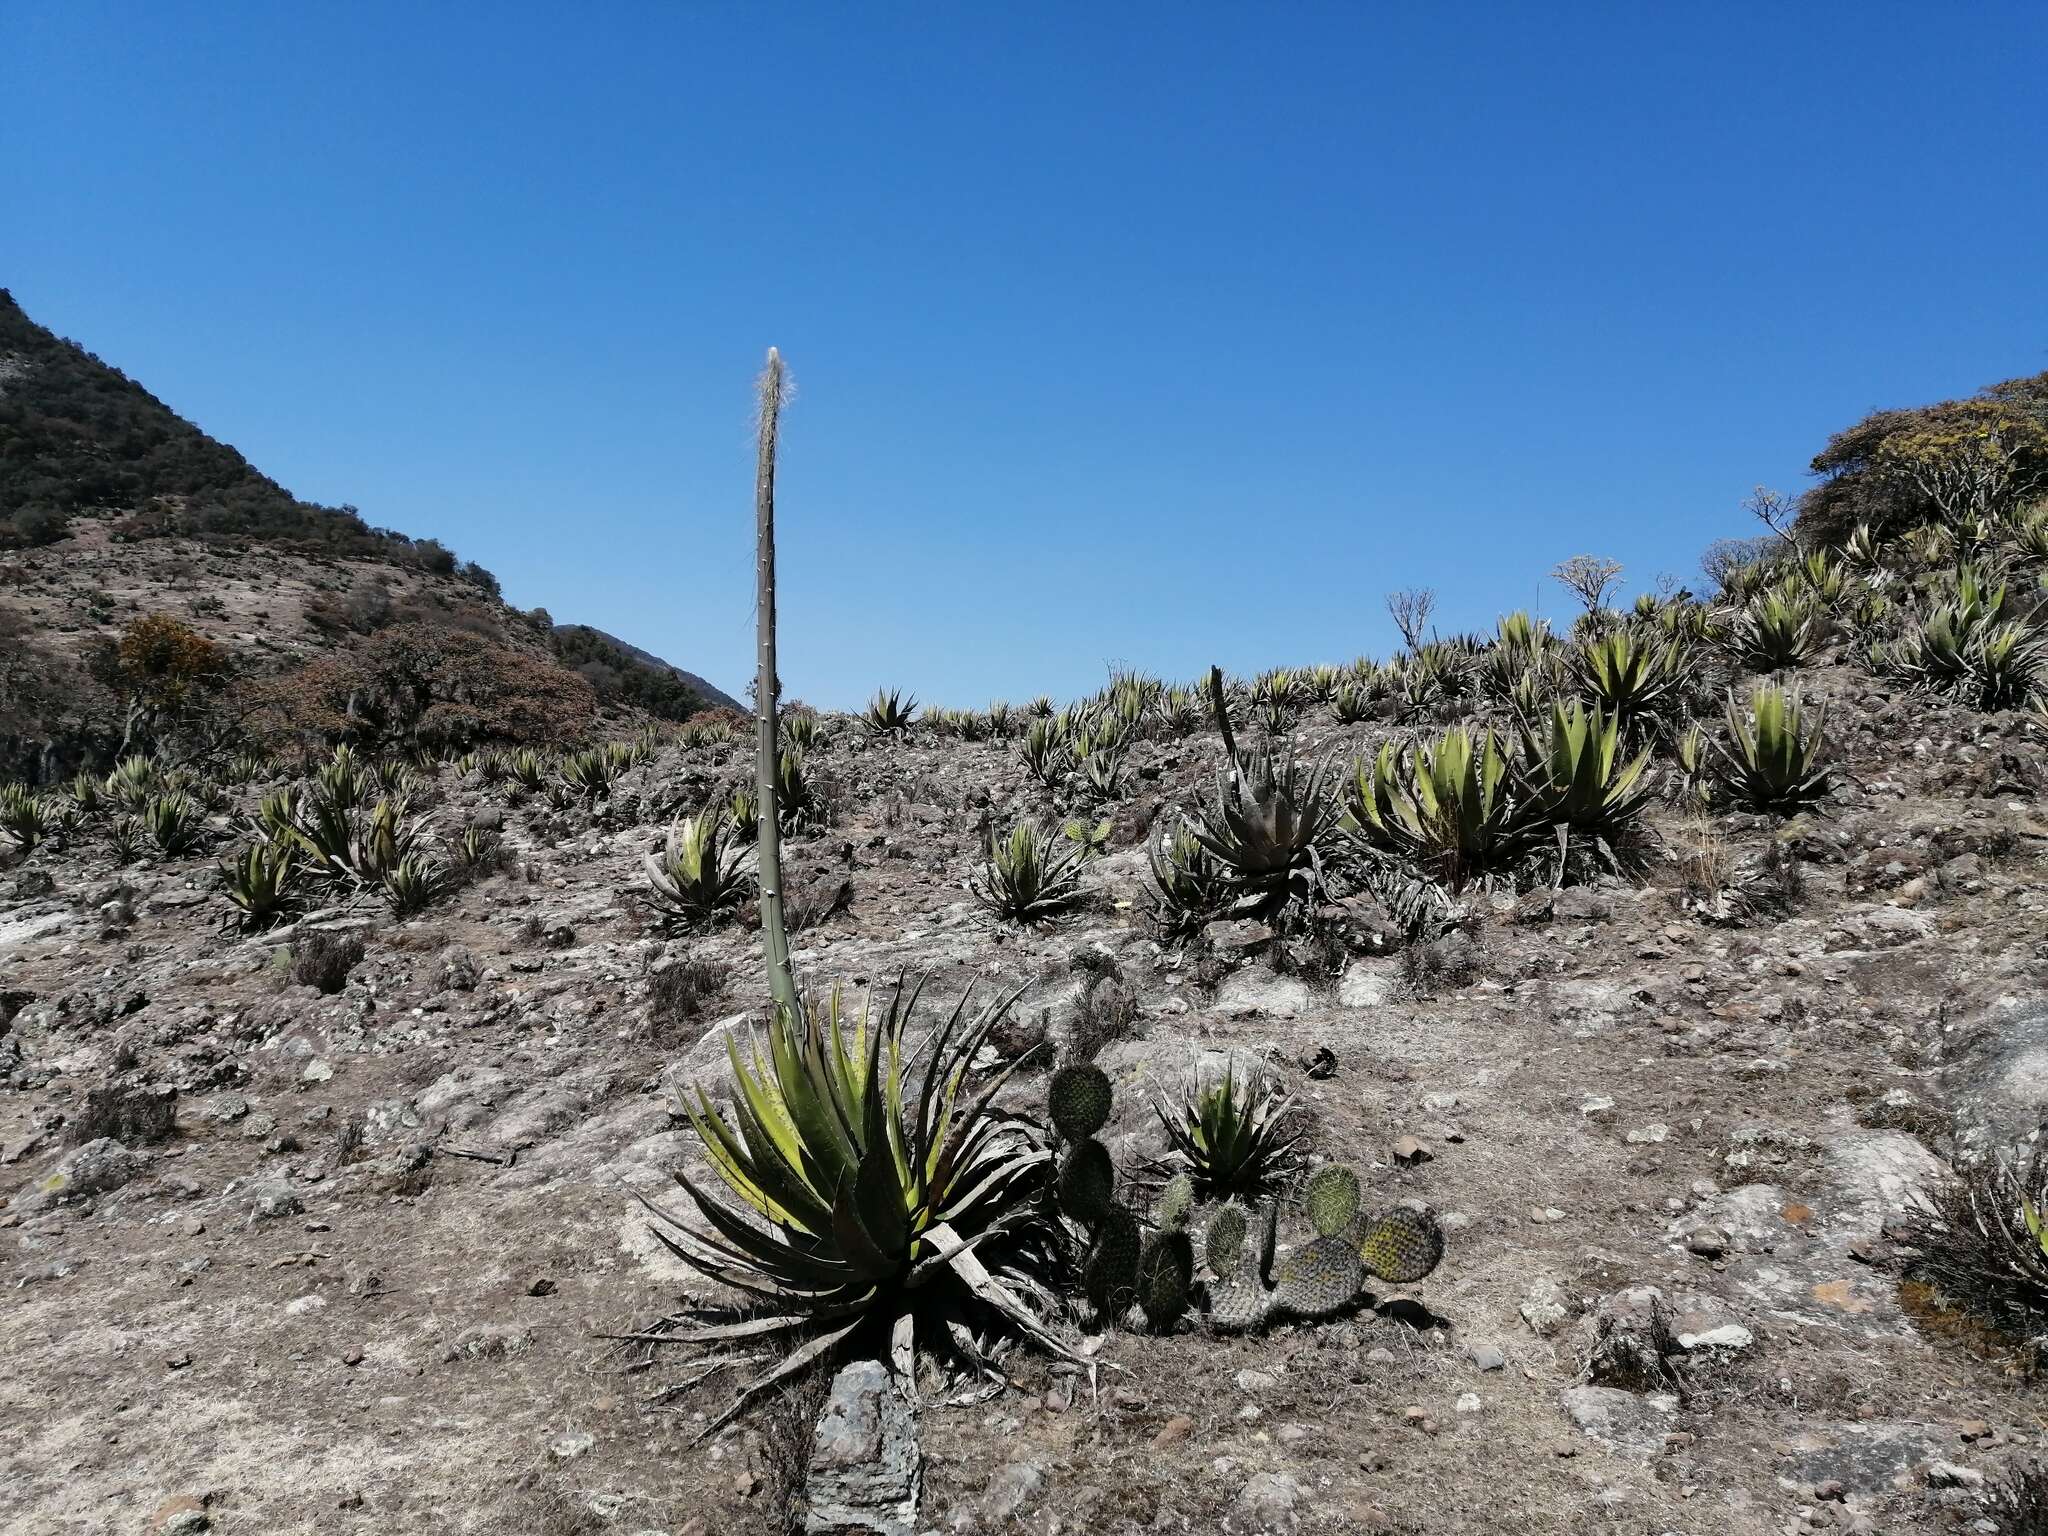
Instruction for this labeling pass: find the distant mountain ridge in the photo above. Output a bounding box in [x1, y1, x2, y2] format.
[554, 623, 741, 711]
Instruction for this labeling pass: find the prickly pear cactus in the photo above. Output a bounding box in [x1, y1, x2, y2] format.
[1156, 1172, 1195, 1231]
[1360, 1206, 1445, 1285]
[1303, 1163, 1361, 1238]
[1205, 1203, 1249, 1279]
[1048, 1062, 1113, 1140]
[1273, 1233, 1364, 1318]
[1057, 1139, 1116, 1224]
[1084, 1205, 1142, 1318]
[1208, 1275, 1272, 1332]
[1136, 1228, 1194, 1329]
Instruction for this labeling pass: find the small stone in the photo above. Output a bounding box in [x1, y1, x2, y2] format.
[550, 1430, 596, 1460]
[983, 1461, 1047, 1522]
[301, 1058, 335, 1084]
[1685, 1227, 1727, 1259]
[1392, 1135, 1431, 1166]
[1153, 1415, 1194, 1447]
[1454, 1393, 1482, 1414]
[1923, 1460, 1984, 1490]
[1468, 1343, 1506, 1372]
[1236, 1472, 1304, 1528]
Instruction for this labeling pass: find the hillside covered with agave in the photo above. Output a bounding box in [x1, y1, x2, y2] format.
[6, 359, 2048, 1533]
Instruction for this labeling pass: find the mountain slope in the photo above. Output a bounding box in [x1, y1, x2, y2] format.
[0, 292, 724, 773]
[552, 623, 742, 712]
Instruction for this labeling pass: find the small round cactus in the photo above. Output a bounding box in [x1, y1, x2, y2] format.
[1083, 1204, 1142, 1319]
[1205, 1202, 1249, 1279]
[1057, 1139, 1116, 1224]
[1137, 1228, 1194, 1330]
[1303, 1162, 1361, 1238]
[1049, 1062, 1114, 1140]
[1155, 1172, 1195, 1231]
[1274, 1233, 1364, 1318]
[1360, 1206, 1446, 1285]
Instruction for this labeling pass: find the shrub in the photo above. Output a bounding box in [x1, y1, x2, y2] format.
[292, 930, 364, 994]
[260, 624, 597, 752]
[1901, 1142, 2048, 1372]
[647, 957, 728, 1037]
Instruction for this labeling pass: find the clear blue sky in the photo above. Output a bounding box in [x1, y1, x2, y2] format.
[6, 5, 2044, 708]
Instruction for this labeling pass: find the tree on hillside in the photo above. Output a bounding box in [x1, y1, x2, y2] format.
[1798, 371, 2048, 543]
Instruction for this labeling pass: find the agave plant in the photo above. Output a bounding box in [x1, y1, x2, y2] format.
[317, 746, 372, 811]
[642, 810, 752, 923]
[727, 784, 761, 841]
[67, 772, 105, 820]
[477, 750, 510, 786]
[776, 747, 822, 832]
[1718, 684, 1832, 814]
[559, 747, 618, 799]
[973, 821, 1089, 923]
[144, 791, 207, 856]
[645, 980, 1067, 1437]
[1, 783, 57, 851]
[105, 815, 144, 865]
[1728, 582, 1831, 671]
[1345, 727, 1522, 890]
[1020, 718, 1066, 791]
[382, 854, 445, 916]
[452, 823, 501, 873]
[506, 748, 550, 791]
[1515, 701, 1655, 879]
[223, 749, 274, 785]
[983, 700, 1015, 739]
[1575, 630, 1691, 729]
[1188, 668, 1336, 908]
[1840, 521, 1889, 574]
[352, 797, 429, 884]
[862, 687, 918, 735]
[219, 840, 302, 930]
[104, 755, 159, 814]
[1155, 1066, 1304, 1201]
[781, 709, 825, 752]
[1147, 822, 1232, 935]
[370, 756, 417, 796]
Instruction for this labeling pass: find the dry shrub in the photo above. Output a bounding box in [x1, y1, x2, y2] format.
[252, 622, 597, 752]
[292, 930, 364, 994]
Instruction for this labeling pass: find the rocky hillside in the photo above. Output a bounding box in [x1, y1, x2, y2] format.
[8, 343, 2048, 1535]
[5, 629, 2048, 1533]
[0, 292, 729, 778]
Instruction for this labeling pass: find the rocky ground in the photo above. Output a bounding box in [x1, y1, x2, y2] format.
[5, 669, 2047, 1535]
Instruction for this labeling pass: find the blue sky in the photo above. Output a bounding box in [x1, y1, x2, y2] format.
[6, 4, 2045, 708]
